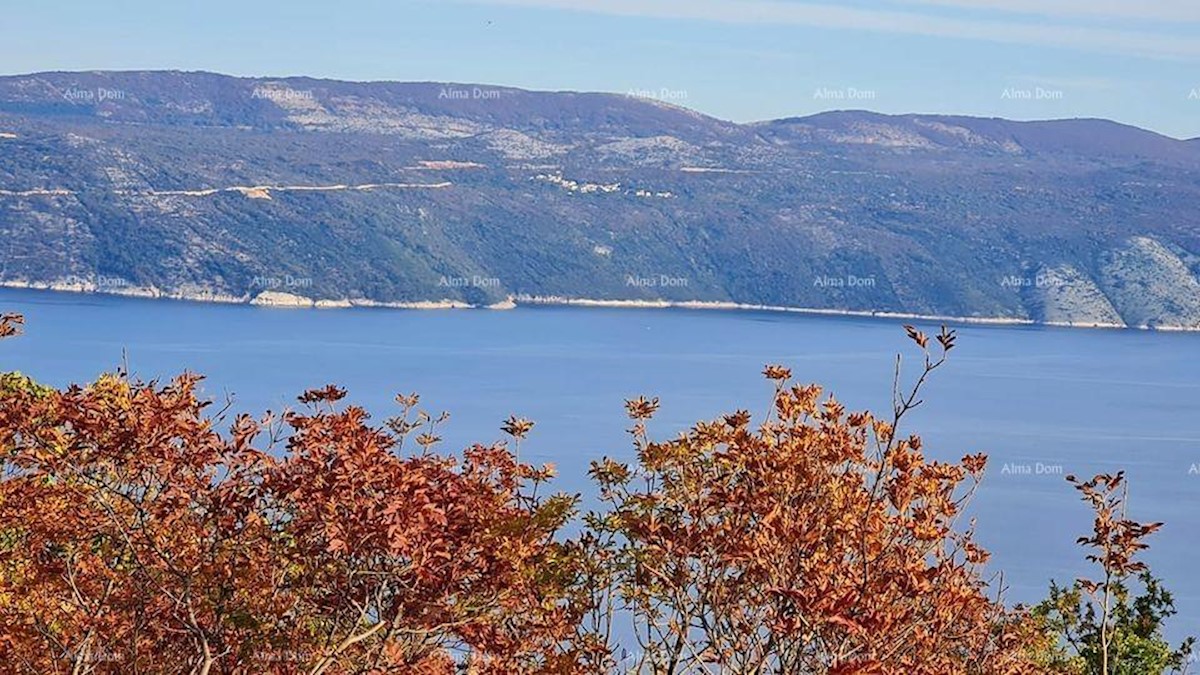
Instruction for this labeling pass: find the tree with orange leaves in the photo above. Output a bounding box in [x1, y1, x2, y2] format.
[0, 315, 587, 674]
[0, 313, 20, 339]
[262, 387, 585, 673]
[578, 326, 1047, 674]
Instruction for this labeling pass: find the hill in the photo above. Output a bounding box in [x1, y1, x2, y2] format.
[2, 70, 1199, 328]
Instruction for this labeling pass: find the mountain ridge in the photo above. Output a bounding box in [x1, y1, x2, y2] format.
[8, 69, 1193, 140]
[2, 70, 1198, 329]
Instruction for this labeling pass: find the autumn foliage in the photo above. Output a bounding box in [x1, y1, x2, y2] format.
[0, 314, 1188, 673]
[576, 328, 1044, 674]
[0, 313, 584, 673]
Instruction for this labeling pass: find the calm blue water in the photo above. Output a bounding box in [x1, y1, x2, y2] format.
[3, 287, 1199, 638]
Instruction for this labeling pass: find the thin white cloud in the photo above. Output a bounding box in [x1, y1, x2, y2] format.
[458, 0, 1200, 59]
[889, 0, 1200, 23]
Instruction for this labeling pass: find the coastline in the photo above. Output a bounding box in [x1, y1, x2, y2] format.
[1, 280, 1193, 332]
[510, 295, 1133, 331]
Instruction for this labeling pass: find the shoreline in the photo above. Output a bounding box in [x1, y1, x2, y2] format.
[1, 281, 1194, 333]
[511, 295, 1134, 331]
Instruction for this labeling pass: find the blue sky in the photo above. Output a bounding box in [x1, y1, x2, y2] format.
[2, 0, 1198, 137]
